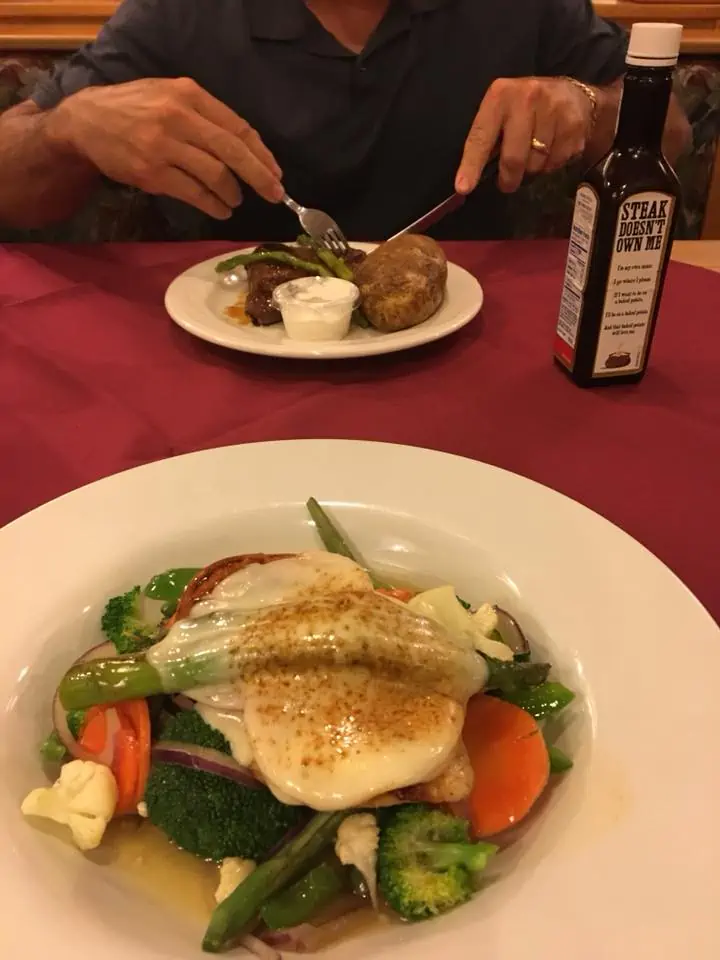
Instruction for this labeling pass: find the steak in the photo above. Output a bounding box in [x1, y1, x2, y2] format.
[245, 242, 366, 326]
[245, 243, 321, 326]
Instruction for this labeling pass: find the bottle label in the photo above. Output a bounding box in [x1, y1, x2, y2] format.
[555, 184, 599, 370]
[592, 191, 675, 377]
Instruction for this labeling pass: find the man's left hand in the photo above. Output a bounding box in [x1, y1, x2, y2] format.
[456, 76, 595, 195]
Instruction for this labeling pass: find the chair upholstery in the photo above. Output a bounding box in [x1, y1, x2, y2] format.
[1, 52, 719, 242]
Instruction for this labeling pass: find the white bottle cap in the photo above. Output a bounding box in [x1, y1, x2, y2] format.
[626, 22, 683, 68]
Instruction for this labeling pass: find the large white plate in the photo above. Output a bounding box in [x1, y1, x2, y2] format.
[0, 440, 718, 960]
[164, 244, 483, 358]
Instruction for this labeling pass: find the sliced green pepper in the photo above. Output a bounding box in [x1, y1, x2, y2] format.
[498, 682, 575, 720]
[143, 568, 199, 604]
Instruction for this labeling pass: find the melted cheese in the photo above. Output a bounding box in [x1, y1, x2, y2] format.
[195, 704, 253, 767]
[243, 666, 464, 810]
[190, 551, 373, 619]
[147, 554, 490, 810]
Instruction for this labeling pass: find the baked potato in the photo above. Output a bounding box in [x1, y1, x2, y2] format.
[354, 234, 448, 332]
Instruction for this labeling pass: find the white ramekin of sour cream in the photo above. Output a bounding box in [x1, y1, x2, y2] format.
[272, 276, 359, 342]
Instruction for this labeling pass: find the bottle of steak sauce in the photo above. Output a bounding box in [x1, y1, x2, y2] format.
[554, 23, 683, 386]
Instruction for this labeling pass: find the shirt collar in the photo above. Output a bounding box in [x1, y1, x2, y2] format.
[246, 0, 453, 40]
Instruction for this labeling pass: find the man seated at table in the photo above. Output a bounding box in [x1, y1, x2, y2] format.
[0, 0, 690, 241]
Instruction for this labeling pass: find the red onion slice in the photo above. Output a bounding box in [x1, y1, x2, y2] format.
[151, 742, 262, 789]
[240, 934, 280, 960]
[261, 903, 364, 954]
[171, 694, 196, 711]
[78, 642, 118, 663]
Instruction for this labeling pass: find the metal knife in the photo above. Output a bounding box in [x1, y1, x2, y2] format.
[387, 193, 467, 241]
[387, 150, 501, 241]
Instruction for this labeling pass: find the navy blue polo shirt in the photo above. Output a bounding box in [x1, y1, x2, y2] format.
[34, 0, 627, 241]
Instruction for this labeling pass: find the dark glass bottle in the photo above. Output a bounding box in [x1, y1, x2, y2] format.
[554, 23, 683, 387]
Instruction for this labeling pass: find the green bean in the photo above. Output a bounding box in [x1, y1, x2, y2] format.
[203, 812, 346, 952]
[260, 860, 348, 930]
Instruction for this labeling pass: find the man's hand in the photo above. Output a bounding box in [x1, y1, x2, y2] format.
[456, 77, 595, 195]
[45, 77, 284, 219]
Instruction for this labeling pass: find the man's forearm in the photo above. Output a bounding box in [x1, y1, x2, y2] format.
[0, 102, 98, 230]
[587, 80, 691, 167]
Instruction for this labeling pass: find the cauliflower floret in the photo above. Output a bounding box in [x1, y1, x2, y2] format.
[471, 603, 513, 660]
[21, 760, 117, 851]
[137, 801, 149, 818]
[215, 857, 256, 904]
[335, 813, 379, 908]
[472, 602, 499, 637]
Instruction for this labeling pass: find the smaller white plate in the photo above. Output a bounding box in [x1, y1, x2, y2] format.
[164, 243, 483, 359]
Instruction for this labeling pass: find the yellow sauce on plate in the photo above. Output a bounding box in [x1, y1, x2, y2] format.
[88, 819, 217, 920]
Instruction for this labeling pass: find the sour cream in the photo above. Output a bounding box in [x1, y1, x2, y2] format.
[273, 276, 359, 341]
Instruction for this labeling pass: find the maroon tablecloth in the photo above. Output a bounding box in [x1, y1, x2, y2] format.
[1, 240, 718, 623]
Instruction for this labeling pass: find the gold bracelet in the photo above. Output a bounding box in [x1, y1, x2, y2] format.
[562, 76, 599, 130]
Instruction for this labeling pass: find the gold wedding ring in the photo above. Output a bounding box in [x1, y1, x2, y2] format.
[531, 137, 550, 155]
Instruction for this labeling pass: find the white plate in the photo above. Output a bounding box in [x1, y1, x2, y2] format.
[1, 440, 718, 960]
[164, 244, 483, 358]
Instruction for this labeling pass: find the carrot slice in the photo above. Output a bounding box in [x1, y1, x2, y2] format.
[112, 713, 140, 816]
[77, 699, 151, 816]
[119, 699, 151, 805]
[463, 693, 550, 838]
[376, 587, 415, 603]
[77, 706, 107, 755]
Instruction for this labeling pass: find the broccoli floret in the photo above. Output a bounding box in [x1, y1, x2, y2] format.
[101, 586, 160, 655]
[66, 709, 87, 739]
[377, 805, 497, 922]
[144, 710, 308, 862]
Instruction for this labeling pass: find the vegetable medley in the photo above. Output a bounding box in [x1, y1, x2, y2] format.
[24, 500, 574, 957]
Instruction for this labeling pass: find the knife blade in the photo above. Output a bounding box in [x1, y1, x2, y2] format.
[387, 193, 466, 242]
[387, 150, 501, 241]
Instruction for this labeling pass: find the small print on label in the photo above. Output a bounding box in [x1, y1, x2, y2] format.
[593, 191, 674, 377]
[555, 184, 599, 368]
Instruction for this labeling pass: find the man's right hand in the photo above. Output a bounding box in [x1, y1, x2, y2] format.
[45, 77, 284, 219]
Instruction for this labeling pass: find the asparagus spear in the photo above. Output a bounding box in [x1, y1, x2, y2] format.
[295, 236, 369, 328]
[60, 591, 488, 710]
[215, 250, 332, 276]
[58, 651, 221, 710]
[315, 247, 354, 282]
[306, 498, 391, 590]
[203, 812, 346, 953]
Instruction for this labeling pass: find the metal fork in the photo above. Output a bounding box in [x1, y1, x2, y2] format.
[283, 194, 350, 258]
